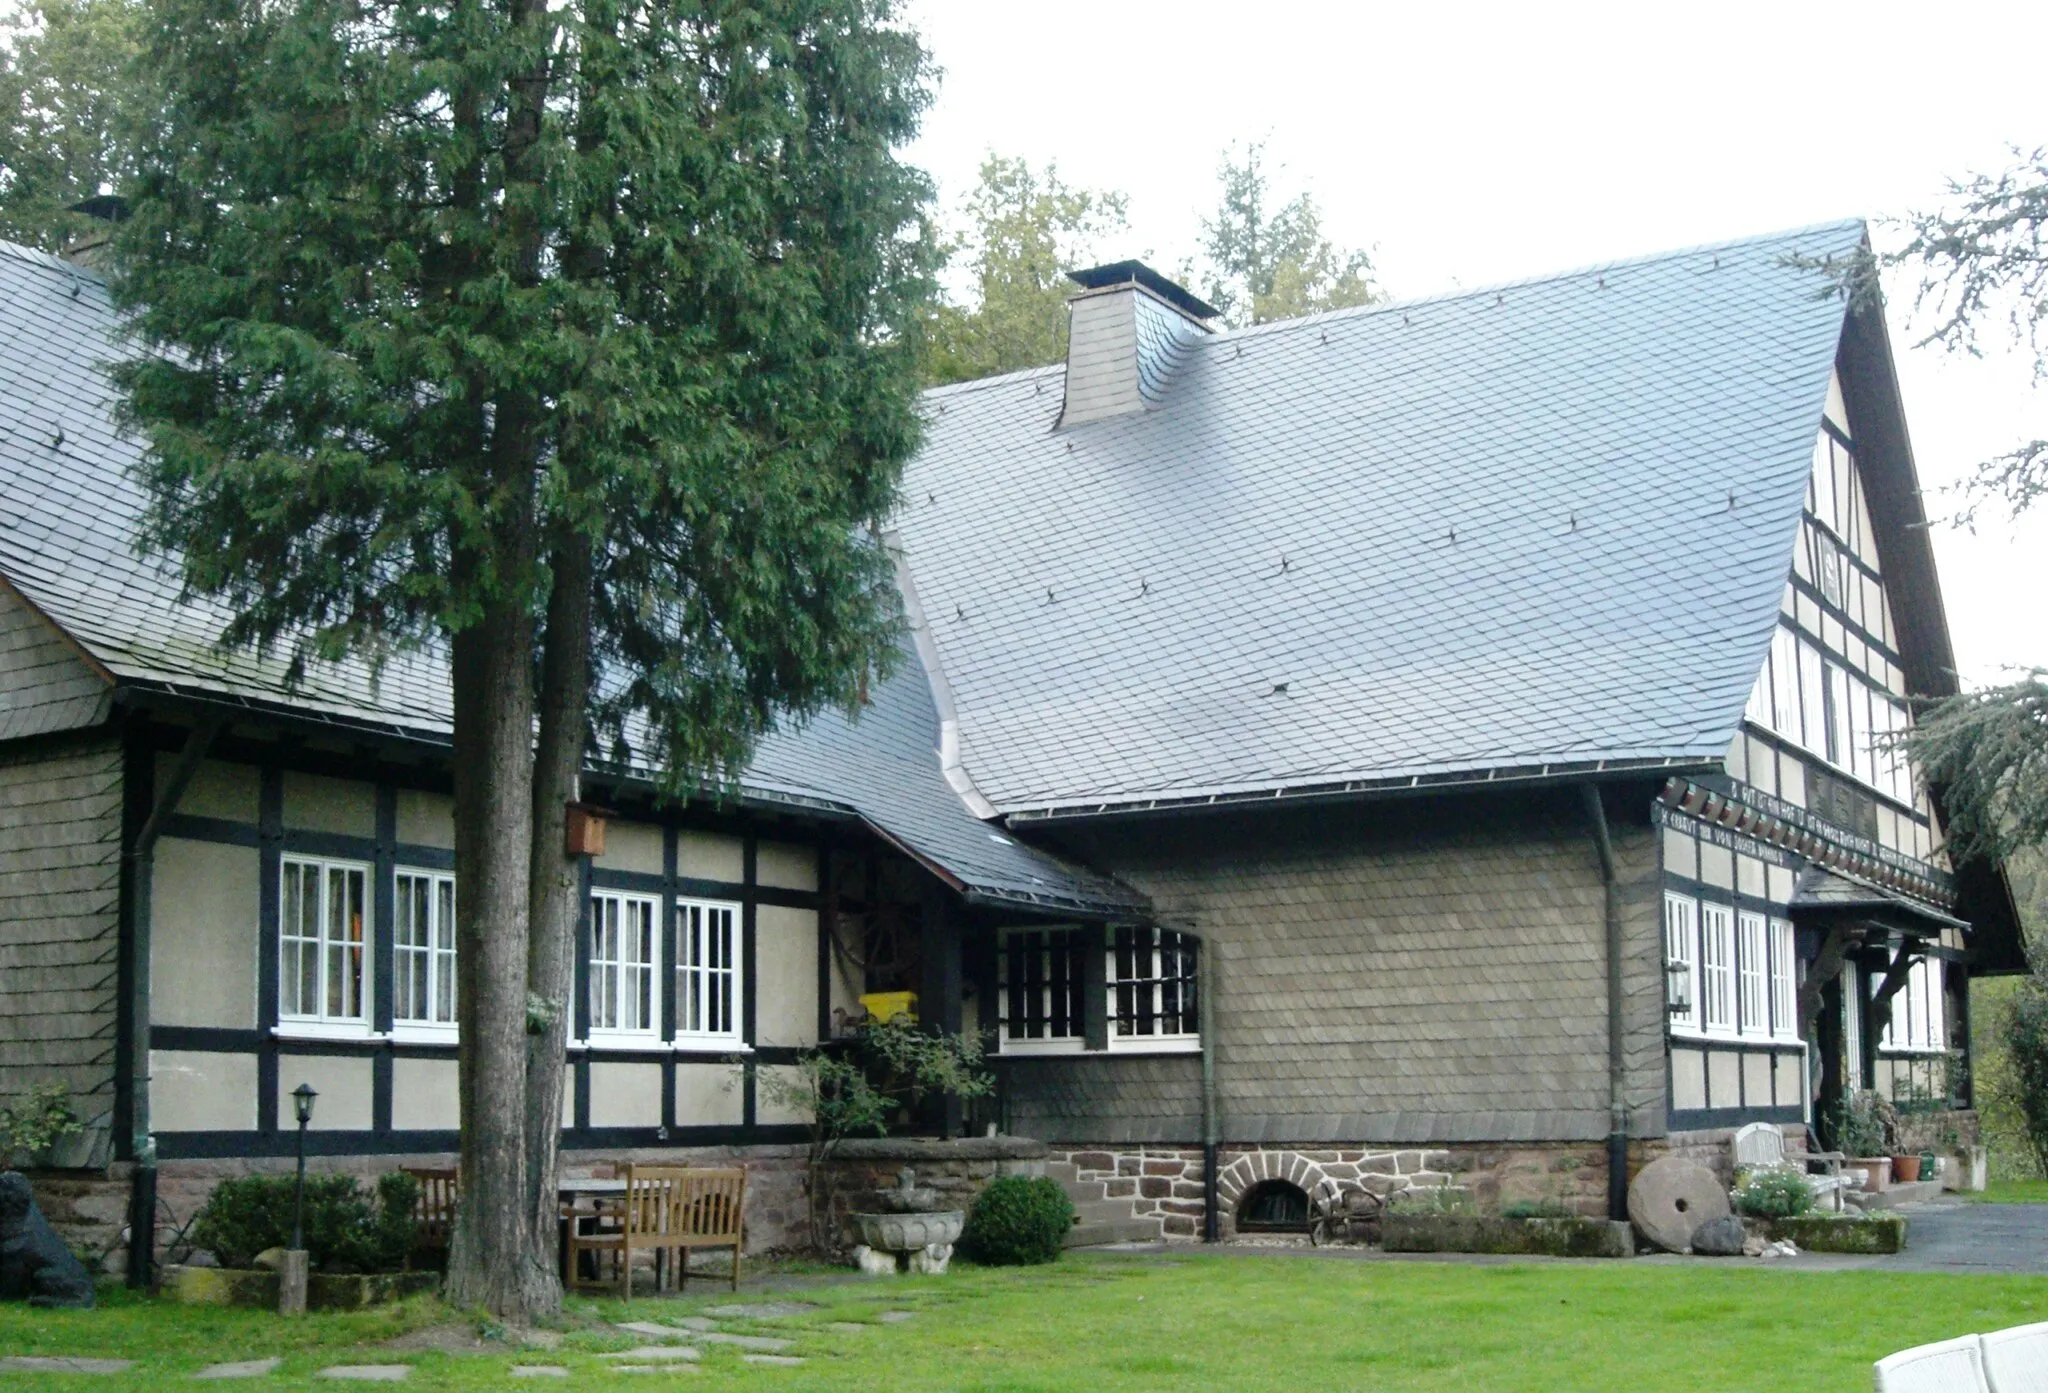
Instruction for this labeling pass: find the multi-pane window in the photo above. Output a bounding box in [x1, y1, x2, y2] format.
[280, 857, 370, 1024]
[1769, 918, 1798, 1042]
[998, 929, 1083, 1050]
[676, 899, 740, 1043]
[590, 892, 658, 1035]
[1110, 927, 1198, 1044]
[1662, 893, 1698, 1033]
[1736, 911, 1768, 1038]
[1698, 902, 1735, 1035]
[394, 871, 457, 1026]
[1879, 957, 1949, 1053]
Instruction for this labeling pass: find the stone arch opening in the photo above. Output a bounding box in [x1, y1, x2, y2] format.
[1235, 1178, 1312, 1233]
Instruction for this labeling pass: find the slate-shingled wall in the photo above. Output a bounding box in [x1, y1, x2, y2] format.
[0, 738, 123, 1123]
[0, 585, 110, 741]
[1020, 791, 1668, 1146]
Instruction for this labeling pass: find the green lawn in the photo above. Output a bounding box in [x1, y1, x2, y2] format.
[2, 1255, 2044, 1391]
[1970, 1179, 2048, 1204]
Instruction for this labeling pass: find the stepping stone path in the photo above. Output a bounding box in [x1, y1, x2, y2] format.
[509, 1368, 568, 1378]
[702, 1301, 817, 1319]
[195, 1358, 283, 1379]
[876, 1310, 916, 1324]
[741, 1354, 805, 1367]
[0, 1356, 134, 1374]
[663, 1317, 718, 1332]
[317, 1368, 412, 1382]
[601, 1347, 701, 1362]
[616, 1322, 692, 1339]
[698, 1333, 793, 1352]
[611, 1366, 698, 1376]
[825, 1322, 873, 1334]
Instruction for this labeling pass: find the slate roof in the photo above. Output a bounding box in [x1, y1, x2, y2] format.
[0, 241, 1138, 918]
[896, 221, 1868, 818]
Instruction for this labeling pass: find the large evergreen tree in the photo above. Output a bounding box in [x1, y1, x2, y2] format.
[113, 0, 933, 1318]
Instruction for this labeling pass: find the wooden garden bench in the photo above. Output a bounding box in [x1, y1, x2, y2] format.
[1730, 1122, 1851, 1210]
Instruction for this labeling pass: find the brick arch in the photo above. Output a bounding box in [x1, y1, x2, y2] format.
[1216, 1150, 1346, 1217]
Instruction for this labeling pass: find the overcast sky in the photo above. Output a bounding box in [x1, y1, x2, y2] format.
[902, 0, 2048, 686]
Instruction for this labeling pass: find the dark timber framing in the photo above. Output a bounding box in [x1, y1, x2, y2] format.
[114, 711, 869, 1167]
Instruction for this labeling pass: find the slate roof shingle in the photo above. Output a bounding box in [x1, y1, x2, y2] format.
[0, 241, 1140, 917]
[895, 221, 1867, 817]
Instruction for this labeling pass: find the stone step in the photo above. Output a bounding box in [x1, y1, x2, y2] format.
[1848, 1179, 1945, 1210]
[1042, 1160, 1081, 1185]
[1070, 1198, 1141, 1224]
[1063, 1218, 1162, 1248]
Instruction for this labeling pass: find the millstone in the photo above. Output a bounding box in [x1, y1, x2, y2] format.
[1626, 1157, 1730, 1253]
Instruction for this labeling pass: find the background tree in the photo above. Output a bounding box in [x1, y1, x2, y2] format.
[922, 154, 1126, 386]
[1887, 147, 2048, 1177]
[1198, 139, 1377, 328]
[114, 0, 933, 1320]
[0, 0, 145, 250]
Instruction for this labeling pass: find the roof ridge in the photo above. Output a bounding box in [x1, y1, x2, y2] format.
[1211, 217, 1869, 344]
[0, 236, 101, 284]
[921, 360, 1063, 403]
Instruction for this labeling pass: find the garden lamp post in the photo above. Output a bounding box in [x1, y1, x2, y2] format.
[280, 1083, 316, 1317]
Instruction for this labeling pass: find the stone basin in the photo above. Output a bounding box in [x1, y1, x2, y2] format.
[846, 1210, 964, 1253]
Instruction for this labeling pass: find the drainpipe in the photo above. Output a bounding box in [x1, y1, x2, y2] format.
[1580, 784, 1629, 1223]
[1200, 936, 1219, 1242]
[125, 716, 222, 1287]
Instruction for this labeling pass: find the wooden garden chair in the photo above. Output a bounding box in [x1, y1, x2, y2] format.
[671, 1167, 746, 1293]
[564, 1165, 691, 1299]
[400, 1167, 460, 1261]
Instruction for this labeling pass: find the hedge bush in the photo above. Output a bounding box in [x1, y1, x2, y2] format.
[192, 1172, 418, 1272]
[959, 1175, 1072, 1266]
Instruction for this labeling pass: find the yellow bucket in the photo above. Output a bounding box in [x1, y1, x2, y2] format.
[859, 991, 918, 1024]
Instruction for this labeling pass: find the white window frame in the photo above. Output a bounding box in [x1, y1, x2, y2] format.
[390, 868, 457, 1040]
[1879, 957, 1948, 1054]
[1106, 926, 1200, 1054]
[1736, 910, 1768, 1041]
[1698, 902, 1736, 1038]
[1768, 918, 1799, 1043]
[1663, 893, 1699, 1037]
[996, 928, 1085, 1055]
[278, 855, 372, 1035]
[588, 891, 660, 1042]
[675, 898, 743, 1048]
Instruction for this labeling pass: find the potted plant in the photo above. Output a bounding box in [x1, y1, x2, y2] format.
[1829, 1091, 1894, 1191]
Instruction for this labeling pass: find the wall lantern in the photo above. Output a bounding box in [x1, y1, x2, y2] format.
[1665, 960, 1693, 1018]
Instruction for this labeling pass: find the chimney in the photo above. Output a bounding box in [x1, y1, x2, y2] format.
[1059, 260, 1218, 428]
[61, 194, 128, 270]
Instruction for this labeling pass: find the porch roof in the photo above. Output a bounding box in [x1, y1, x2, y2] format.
[1789, 865, 1969, 937]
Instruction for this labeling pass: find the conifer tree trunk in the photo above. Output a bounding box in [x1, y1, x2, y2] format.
[522, 531, 594, 1312]
[446, 591, 540, 1313]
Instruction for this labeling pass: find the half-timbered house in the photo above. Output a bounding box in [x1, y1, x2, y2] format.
[0, 217, 2017, 1268]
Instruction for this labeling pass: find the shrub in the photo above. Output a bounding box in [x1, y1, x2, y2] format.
[0, 1083, 82, 1163]
[1500, 1198, 1573, 1220]
[959, 1176, 1072, 1266]
[1732, 1169, 1814, 1219]
[2003, 977, 2048, 1178]
[192, 1172, 418, 1272]
[1387, 1184, 1475, 1216]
